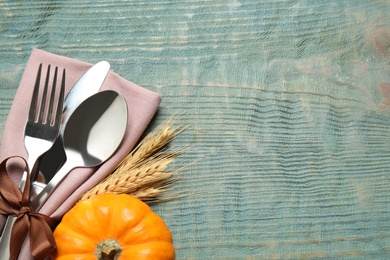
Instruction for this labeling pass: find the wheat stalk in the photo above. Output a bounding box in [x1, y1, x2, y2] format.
[81, 118, 187, 202]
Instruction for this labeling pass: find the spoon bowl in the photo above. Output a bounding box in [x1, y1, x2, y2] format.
[30, 90, 127, 211]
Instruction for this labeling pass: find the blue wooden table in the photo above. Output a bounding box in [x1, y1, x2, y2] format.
[1, 1, 390, 259]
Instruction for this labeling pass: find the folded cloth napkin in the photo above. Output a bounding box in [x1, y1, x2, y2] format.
[0, 48, 161, 259]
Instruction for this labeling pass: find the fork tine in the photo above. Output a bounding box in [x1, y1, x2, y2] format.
[29, 64, 43, 122]
[46, 66, 58, 126]
[53, 69, 66, 129]
[38, 65, 51, 123]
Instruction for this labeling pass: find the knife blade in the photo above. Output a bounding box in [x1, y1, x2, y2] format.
[61, 61, 111, 134]
[34, 61, 110, 184]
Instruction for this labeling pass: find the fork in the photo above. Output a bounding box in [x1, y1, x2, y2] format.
[0, 64, 66, 259]
[23, 65, 66, 187]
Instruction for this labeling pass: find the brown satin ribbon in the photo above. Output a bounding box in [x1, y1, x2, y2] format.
[0, 157, 56, 260]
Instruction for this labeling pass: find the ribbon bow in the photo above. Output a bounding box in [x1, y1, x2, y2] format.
[0, 157, 57, 260]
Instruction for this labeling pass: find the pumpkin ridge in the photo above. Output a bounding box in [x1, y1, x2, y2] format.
[54, 223, 97, 254]
[120, 210, 173, 245]
[112, 195, 152, 242]
[66, 199, 104, 241]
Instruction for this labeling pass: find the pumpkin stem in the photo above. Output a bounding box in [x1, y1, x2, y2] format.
[95, 239, 122, 260]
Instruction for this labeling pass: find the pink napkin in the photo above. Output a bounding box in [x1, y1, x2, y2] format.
[0, 48, 161, 259]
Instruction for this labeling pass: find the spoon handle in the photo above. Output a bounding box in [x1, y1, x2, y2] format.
[30, 162, 74, 211]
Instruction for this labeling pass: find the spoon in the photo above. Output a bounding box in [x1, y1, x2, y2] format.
[30, 90, 127, 211]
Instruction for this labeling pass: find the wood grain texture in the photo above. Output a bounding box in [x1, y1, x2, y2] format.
[1, 0, 390, 258]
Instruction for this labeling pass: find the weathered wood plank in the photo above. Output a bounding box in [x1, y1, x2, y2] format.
[1, 0, 390, 258]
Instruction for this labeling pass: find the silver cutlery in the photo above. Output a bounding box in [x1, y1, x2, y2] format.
[33, 61, 110, 190]
[30, 90, 127, 211]
[0, 64, 66, 259]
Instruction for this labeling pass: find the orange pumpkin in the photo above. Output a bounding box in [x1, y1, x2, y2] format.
[53, 193, 175, 260]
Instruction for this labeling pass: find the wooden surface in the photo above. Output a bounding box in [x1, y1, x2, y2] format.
[1, 1, 390, 259]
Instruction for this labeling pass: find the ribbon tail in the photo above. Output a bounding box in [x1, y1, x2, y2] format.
[29, 215, 57, 260]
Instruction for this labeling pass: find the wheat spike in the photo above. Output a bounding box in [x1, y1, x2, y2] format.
[81, 158, 175, 199]
[81, 118, 187, 202]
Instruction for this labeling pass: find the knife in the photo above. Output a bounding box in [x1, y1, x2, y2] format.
[33, 61, 111, 188]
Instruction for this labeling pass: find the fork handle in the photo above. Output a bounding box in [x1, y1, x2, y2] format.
[0, 208, 18, 259]
[0, 171, 30, 259]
